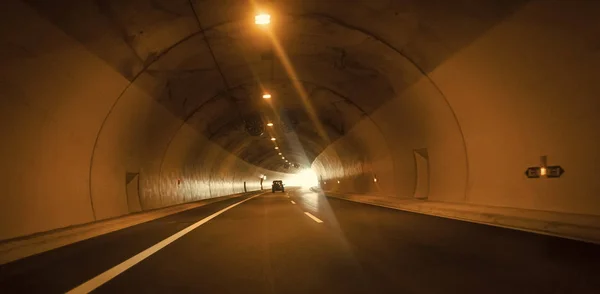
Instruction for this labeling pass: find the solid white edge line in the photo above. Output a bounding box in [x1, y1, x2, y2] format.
[304, 212, 323, 223]
[66, 193, 264, 294]
[291, 201, 296, 204]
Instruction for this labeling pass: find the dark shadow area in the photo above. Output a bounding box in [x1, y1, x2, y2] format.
[322, 196, 600, 293]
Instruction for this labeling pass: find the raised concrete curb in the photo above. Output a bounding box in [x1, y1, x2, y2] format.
[324, 191, 600, 244]
[0, 191, 265, 265]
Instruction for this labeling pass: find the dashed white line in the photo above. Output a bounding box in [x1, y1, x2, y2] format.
[304, 212, 323, 223]
[291, 200, 296, 204]
[66, 193, 263, 294]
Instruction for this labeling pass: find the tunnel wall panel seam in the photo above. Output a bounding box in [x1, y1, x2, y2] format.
[0, 0, 138, 240]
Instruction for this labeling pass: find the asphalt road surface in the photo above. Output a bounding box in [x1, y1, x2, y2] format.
[1, 188, 599, 294]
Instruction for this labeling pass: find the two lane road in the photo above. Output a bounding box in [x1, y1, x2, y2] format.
[1, 188, 599, 293]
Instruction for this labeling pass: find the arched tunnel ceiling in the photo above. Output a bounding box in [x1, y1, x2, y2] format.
[22, 0, 528, 172]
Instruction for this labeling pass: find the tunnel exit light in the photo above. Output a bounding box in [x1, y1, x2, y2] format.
[287, 169, 318, 188]
[255, 14, 271, 25]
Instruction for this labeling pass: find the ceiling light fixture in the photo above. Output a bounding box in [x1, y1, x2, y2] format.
[274, 147, 279, 149]
[255, 13, 271, 25]
[271, 137, 276, 141]
[262, 93, 272, 99]
[267, 122, 274, 126]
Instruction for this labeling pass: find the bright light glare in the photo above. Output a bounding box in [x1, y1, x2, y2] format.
[262, 93, 272, 99]
[271, 137, 276, 141]
[274, 147, 279, 149]
[267, 122, 274, 126]
[287, 169, 319, 188]
[261, 26, 330, 143]
[255, 13, 271, 25]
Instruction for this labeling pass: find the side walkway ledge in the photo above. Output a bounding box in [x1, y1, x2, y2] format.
[324, 191, 600, 244]
[0, 191, 265, 265]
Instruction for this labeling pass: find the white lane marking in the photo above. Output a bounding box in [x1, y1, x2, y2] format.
[304, 212, 323, 223]
[291, 201, 296, 204]
[66, 193, 263, 294]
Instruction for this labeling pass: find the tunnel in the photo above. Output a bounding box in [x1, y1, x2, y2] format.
[1, 0, 600, 293]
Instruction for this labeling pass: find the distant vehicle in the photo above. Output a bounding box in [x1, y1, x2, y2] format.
[272, 180, 285, 193]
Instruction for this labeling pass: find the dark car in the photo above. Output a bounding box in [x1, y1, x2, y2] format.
[272, 180, 285, 193]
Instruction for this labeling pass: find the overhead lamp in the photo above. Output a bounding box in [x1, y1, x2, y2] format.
[262, 93, 272, 99]
[278, 152, 282, 155]
[282, 156, 285, 159]
[285, 160, 288, 162]
[271, 137, 276, 141]
[274, 146, 279, 149]
[337, 180, 340, 184]
[267, 122, 274, 127]
[255, 13, 271, 25]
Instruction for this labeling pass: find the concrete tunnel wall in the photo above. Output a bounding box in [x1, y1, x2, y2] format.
[1, 0, 600, 242]
[0, 1, 288, 241]
[313, 1, 600, 216]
